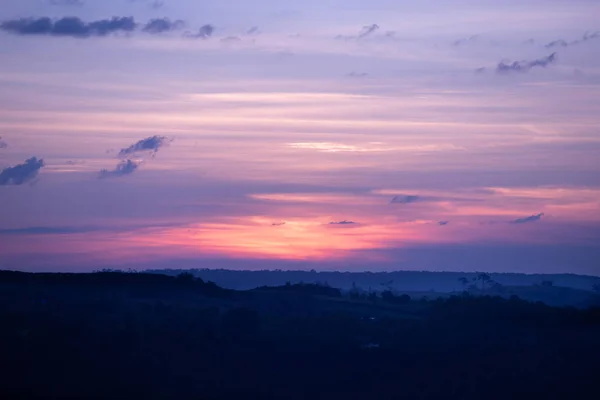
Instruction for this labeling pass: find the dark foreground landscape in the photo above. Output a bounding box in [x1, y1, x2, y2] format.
[2, 270, 600, 399]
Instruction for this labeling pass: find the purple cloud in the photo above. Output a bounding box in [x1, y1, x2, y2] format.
[98, 160, 139, 179]
[0, 157, 45, 186]
[118, 136, 169, 157]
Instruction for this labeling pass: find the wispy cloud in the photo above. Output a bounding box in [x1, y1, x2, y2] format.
[0, 157, 44, 186]
[0, 137, 7, 149]
[142, 18, 184, 34]
[98, 160, 139, 179]
[337, 23, 380, 40]
[48, 0, 85, 6]
[496, 53, 557, 73]
[511, 213, 544, 224]
[546, 31, 600, 48]
[453, 35, 478, 46]
[358, 24, 380, 39]
[118, 136, 169, 158]
[184, 24, 215, 39]
[0, 17, 136, 38]
[246, 26, 260, 35]
[390, 195, 422, 204]
[329, 220, 356, 225]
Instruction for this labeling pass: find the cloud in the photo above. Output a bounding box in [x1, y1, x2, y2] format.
[474, 67, 486, 74]
[0, 17, 137, 38]
[453, 35, 478, 46]
[65, 160, 85, 165]
[329, 220, 356, 225]
[390, 195, 422, 204]
[438, 221, 450, 226]
[496, 53, 557, 73]
[118, 135, 169, 157]
[347, 71, 368, 78]
[337, 24, 380, 41]
[358, 24, 379, 39]
[98, 159, 139, 179]
[546, 31, 600, 48]
[0, 226, 93, 235]
[272, 222, 286, 226]
[0, 137, 8, 149]
[149, 1, 165, 9]
[184, 24, 215, 39]
[142, 18, 184, 34]
[511, 213, 544, 224]
[0, 157, 44, 186]
[0, 222, 183, 235]
[246, 26, 260, 35]
[48, 0, 85, 6]
[221, 36, 242, 43]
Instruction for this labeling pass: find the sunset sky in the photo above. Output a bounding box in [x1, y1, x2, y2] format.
[1, 0, 599, 274]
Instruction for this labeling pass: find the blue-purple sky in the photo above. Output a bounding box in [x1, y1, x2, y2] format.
[1, 0, 599, 274]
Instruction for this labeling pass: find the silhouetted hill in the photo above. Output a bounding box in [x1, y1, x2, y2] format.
[148, 268, 599, 290]
[2, 270, 600, 399]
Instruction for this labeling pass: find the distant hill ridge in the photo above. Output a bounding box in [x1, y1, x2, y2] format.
[146, 268, 600, 292]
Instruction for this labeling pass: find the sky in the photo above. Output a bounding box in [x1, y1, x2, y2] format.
[0, 0, 599, 274]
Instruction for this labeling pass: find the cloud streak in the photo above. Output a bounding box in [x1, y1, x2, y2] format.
[546, 31, 600, 48]
[390, 195, 422, 204]
[184, 24, 215, 39]
[98, 160, 139, 179]
[118, 136, 169, 157]
[329, 220, 356, 225]
[496, 53, 557, 73]
[142, 18, 184, 34]
[0, 157, 44, 186]
[0, 17, 136, 38]
[511, 213, 544, 224]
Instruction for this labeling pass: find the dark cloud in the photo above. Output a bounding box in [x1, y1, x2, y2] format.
[246, 26, 260, 35]
[358, 24, 379, 39]
[0, 137, 8, 149]
[48, 0, 85, 6]
[545, 39, 568, 48]
[142, 18, 184, 34]
[0, 226, 93, 235]
[0, 16, 136, 38]
[0, 222, 183, 236]
[438, 221, 450, 226]
[184, 24, 215, 39]
[98, 160, 139, 179]
[390, 195, 422, 204]
[546, 31, 600, 48]
[337, 24, 380, 41]
[118, 135, 169, 157]
[329, 220, 356, 225]
[0, 157, 44, 186]
[272, 222, 286, 226]
[511, 213, 544, 224]
[496, 53, 557, 73]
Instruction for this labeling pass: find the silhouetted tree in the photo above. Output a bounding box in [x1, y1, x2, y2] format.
[475, 273, 492, 291]
[458, 277, 470, 291]
[176, 272, 195, 284]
